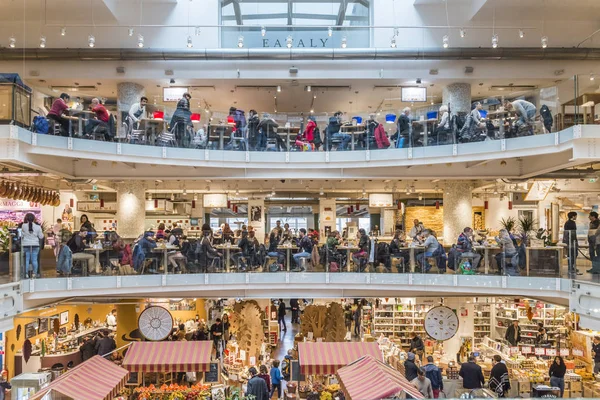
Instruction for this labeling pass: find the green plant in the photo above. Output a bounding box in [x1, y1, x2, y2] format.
[536, 228, 554, 247]
[0, 226, 10, 254]
[518, 215, 537, 237]
[499, 217, 516, 233]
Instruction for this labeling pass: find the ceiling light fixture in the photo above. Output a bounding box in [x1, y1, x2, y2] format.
[492, 34, 499, 48]
[341, 36, 347, 48]
[261, 26, 266, 36]
[39, 36, 46, 48]
[195, 27, 201, 36]
[187, 35, 193, 48]
[310, 109, 314, 113]
[442, 35, 449, 48]
[193, 193, 198, 201]
[88, 34, 95, 48]
[591, 73, 596, 81]
[8, 36, 16, 48]
[183, 188, 187, 195]
[286, 35, 293, 48]
[170, 193, 175, 201]
[137, 34, 144, 48]
[327, 27, 333, 37]
[460, 28, 466, 38]
[306, 85, 311, 92]
[277, 85, 282, 92]
[237, 36, 244, 48]
[390, 37, 397, 48]
[519, 29, 524, 38]
[60, 27, 67, 36]
[319, 187, 324, 195]
[541, 35, 548, 48]
[128, 27, 134, 36]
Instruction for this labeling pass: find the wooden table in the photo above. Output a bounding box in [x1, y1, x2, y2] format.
[215, 244, 239, 272]
[83, 247, 106, 275]
[340, 124, 366, 150]
[474, 245, 501, 274]
[412, 119, 437, 146]
[277, 245, 298, 272]
[65, 110, 94, 137]
[140, 118, 168, 144]
[152, 246, 179, 274]
[337, 245, 359, 271]
[399, 245, 425, 272]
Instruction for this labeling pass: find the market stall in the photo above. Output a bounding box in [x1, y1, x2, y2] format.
[336, 355, 424, 400]
[298, 342, 382, 375]
[122, 341, 213, 373]
[30, 355, 129, 400]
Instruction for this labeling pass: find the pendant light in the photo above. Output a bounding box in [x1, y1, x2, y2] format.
[8, 36, 16, 48]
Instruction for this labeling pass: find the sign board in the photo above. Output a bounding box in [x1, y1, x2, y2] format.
[163, 87, 189, 102]
[546, 348, 557, 356]
[38, 318, 48, 334]
[560, 348, 570, 356]
[369, 193, 393, 208]
[401, 87, 427, 103]
[510, 347, 520, 355]
[521, 346, 532, 354]
[535, 347, 546, 356]
[204, 362, 220, 383]
[203, 193, 228, 208]
[290, 360, 305, 382]
[24, 322, 37, 340]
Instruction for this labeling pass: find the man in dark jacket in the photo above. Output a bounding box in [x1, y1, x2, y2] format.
[409, 332, 425, 362]
[95, 332, 116, 357]
[563, 212, 581, 275]
[278, 299, 287, 332]
[423, 355, 444, 398]
[592, 336, 600, 375]
[327, 111, 350, 150]
[290, 299, 300, 324]
[79, 335, 97, 362]
[404, 352, 419, 382]
[505, 320, 521, 346]
[246, 367, 269, 400]
[459, 355, 485, 389]
[395, 107, 412, 148]
[489, 355, 510, 397]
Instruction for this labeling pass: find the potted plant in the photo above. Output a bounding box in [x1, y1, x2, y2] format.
[518, 216, 537, 245]
[499, 217, 516, 233]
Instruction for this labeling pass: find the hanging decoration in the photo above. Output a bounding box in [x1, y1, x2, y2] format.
[0, 181, 60, 206]
[435, 201, 440, 210]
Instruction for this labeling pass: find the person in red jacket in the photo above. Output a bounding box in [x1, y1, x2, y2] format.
[296, 118, 317, 151]
[85, 98, 110, 136]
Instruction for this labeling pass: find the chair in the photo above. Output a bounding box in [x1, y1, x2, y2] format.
[156, 125, 177, 147]
[296, 256, 311, 271]
[72, 258, 88, 276]
[390, 255, 407, 273]
[48, 119, 61, 136]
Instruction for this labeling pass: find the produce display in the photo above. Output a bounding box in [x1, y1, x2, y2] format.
[133, 384, 212, 400]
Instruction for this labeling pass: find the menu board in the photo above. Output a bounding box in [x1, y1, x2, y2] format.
[24, 322, 37, 339]
[38, 318, 48, 334]
[401, 87, 427, 102]
[291, 360, 305, 382]
[204, 362, 220, 383]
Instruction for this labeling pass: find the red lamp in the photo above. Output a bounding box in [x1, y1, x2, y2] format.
[191, 113, 201, 122]
[356, 203, 360, 211]
[347, 207, 351, 215]
[154, 199, 158, 208]
[508, 201, 513, 210]
[192, 200, 196, 209]
[100, 199, 104, 208]
[153, 110, 164, 120]
[484, 200, 489, 210]
[350, 205, 354, 213]
[435, 201, 440, 210]
[227, 115, 235, 125]
[69, 198, 74, 207]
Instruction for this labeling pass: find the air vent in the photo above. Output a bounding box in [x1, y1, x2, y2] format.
[464, 66, 474, 74]
[165, 69, 174, 76]
[116, 66, 125, 74]
[429, 69, 438, 75]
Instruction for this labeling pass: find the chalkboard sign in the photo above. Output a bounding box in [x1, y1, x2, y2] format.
[38, 318, 48, 334]
[290, 360, 305, 382]
[204, 362, 220, 383]
[24, 322, 37, 340]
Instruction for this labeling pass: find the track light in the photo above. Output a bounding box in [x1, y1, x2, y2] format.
[460, 29, 466, 38]
[137, 34, 144, 48]
[442, 35, 449, 48]
[541, 36, 548, 48]
[60, 27, 67, 36]
[128, 27, 134, 36]
[319, 188, 324, 195]
[147, 192, 152, 201]
[327, 27, 333, 37]
[310, 109, 314, 113]
[183, 188, 187, 195]
[187, 36, 193, 48]
[341, 36, 347, 48]
[235, 189, 240, 196]
[390, 37, 397, 48]
[286, 35, 293, 48]
[193, 193, 198, 201]
[261, 26, 266, 37]
[277, 85, 281, 92]
[8, 36, 16, 48]
[418, 194, 423, 201]
[170, 193, 175, 201]
[306, 85, 311, 92]
[519, 29, 524, 39]
[88, 34, 95, 48]
[39, 36, 46, 48]
[591, 73, 595, 81]
[237, 36, 244, 48]
[492, 34, 498, 48]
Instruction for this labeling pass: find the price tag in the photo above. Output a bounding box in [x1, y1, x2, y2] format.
[239, 350, 246, 360]
[249, 356, 256, 365]
[546, 348, 557, 356]
[521, 346, 532, 354]
[573, 349, 584, 357]
[560, 348, 570, 356]
[535, 347, 546, 356]
[317, 337, 323, 342]
[510, 347, 520, 355]
[307, 332, 314, 340]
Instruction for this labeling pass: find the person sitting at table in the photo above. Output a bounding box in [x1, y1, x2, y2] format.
[292, 228, 313, 272]
[281, 223, 293, 244]
[418, 229, 440, 273]
[494, 229, 518, 274]
[267, 230, 285, 267]
[389, 229, 410, 272]
[456, 227, 481, 270]
[199, 223, 223, 272]
[167, 232, 186, 273]
[326, 111, 351, 151]
[84, 98, 111, 138]
[297, 117, 317, 151]
[232, 230, 252, 271]
[247, 109, 260, 151]
[47, 92, 71, 136]
[259, 113, 286, 152]
[352, 228, 370, 272]
[170, 92, 192, 145]
[67, 227, 95, 275]
[127, 96, 148, 129]
[156, 223, 166, 240]
[392, 107, 411, 148]
[222, 223, 235, 244]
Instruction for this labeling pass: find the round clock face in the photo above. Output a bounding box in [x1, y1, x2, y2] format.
[138, 306, 174, 341]
[424, 306, 459, 341]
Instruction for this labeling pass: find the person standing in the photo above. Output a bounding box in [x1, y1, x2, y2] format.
[562, 212, 581, 275]
[95, 332, 116, 357]
[79, 335, 97, 362]
[353, 304, 361, 337]
[278, 299, 287, 332]
[409, 331, 425, 362]
[549, 356, 567, 397]
[489, 355, 510, 397]
[21, 213, 45, 279]
[257, 365, 271, 394]
[85, 98, 110, 136]
[505, 320, 522, 346]
[246, 367, 269, 400]
[210, 318, 223, 358]
[0, 371, 11, 400]
[588, 212, 600, 261]
[592, 336, 600, 376]
[423, 356, 444, 398]
[270, 359, 284, 399]
[404, 352, 419, 382]
[459, 355, 485, 389]
[290, 299, 300, 324]
[411, 368, 433, 398]
[127, 96, 148, 129]
[106, 309, 117, 331]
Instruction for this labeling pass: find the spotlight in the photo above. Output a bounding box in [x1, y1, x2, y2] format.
[306, 85, 311, 92]
[319, 188, 324, 195]
[362, 190, 366, 198]
[313, 95, 317, 99]
[442, 35, 449, 48]
[390, 37, 397, 48]
[277, 85, 282, 92]
[261, 26, 266, 37]
[286, 35, 293, 49]
[519, 29, 524, 39]
[591, 74, 595, 81]
[128, 27, 134, 36]
[187, 36, 193, 48]
[61, 27, 67, 36]
[341, 36, 347, 48]
[170, 193, 175, 201]
[237, 36, 244, 48]
[541, 36, 548, 48]
[8, 36, 16, 48]
[137, 34, 144, 48]
[460, 29, 466, 38]
[328, 27, 333, 37]
[88, 34, 95, 48]
[235, 189, 240, 196]
[492, 34, 499, 48]
[39, 36, 46, 48]
[310, 109, 314, 113]
[418, 194, 423, 201]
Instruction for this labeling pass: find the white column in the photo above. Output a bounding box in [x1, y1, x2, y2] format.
[443, 181, 473, 245]
[115, 182, 146, 240]
[442, 83, 472, 114]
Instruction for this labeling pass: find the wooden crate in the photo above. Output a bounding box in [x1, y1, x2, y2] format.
[568, 381, 583, 392]
[570, 391, 582, 398]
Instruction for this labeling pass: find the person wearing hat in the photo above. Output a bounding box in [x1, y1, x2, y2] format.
[246, 366, 269, 400]
[404, 352, 419, 382]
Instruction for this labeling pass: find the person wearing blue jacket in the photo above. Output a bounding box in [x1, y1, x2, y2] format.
[423, 356, 444, 398]
[270, 359, 284, 399]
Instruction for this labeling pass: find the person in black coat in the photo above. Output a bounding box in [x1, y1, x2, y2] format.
[489, 355, 510, 397]
[278, 299, 287, 331]
[404, 352, 419, 382]
[563, 211, 580, 275]
[459, 355, 485, 389]
[79, 335, 97, 362]
[246, 367, 269, 400]
[290, 299, 300, 324]
[409, 332, 425, 362]
[95, 332, 116, 357]
[505, 320, 522, 346]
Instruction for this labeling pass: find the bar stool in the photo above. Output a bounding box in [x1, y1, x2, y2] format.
[295, 256, 311, 272]
[264, 255, 280, 272]
[390, 255, 407, 273]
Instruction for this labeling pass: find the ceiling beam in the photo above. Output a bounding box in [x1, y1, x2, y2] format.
[336, 0, 347, 27]
[232, 0, 243, 25]
[287, 0, 293, 26]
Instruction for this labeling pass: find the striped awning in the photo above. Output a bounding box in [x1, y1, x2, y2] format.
[123, 341, 213, 373]
[336, 355, 424, 400]
[31, 356, 129, 400]
[298, 342, 382, 375]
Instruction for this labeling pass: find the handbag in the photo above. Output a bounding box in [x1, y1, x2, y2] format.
[269, 263, 280, 272]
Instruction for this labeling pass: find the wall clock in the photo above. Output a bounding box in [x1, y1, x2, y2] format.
[138, 306, 174, 341]
[424, 306, 459, 341]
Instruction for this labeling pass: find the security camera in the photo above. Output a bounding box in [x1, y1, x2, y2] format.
[169, 78, 175, 84]
[416, 78, 422, 84]
[280, 179, 286, 183]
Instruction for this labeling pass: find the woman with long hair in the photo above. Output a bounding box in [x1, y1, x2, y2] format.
[21, 213, 45, 278]
[549, 355, 567, 397]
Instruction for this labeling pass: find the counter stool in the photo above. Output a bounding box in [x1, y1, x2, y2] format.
[390, 255, 407, 273]
[295, 256, 311, 272]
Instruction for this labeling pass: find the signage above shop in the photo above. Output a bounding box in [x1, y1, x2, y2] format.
[369, 193, 393, 208]
[401, 87, 427, 103]
[203, 193, 228, 208]
[163, 87, 190, 102]
[221, 29, 370, 49]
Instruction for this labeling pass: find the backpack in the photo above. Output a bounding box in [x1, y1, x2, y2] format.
[132, 243, 146, 272]
[312, 126, 323, 145]
[282, 357, 291, 380]
[32, 116, 49, 134]
[459, 260, 474, 275]
[269, 263, 280, 272]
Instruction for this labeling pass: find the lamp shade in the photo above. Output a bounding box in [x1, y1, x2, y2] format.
[153, 110, 164, 120]
[191, 113, 201, 122]
[227, 115, 235, 124]
[352, 116, 363, 124]
[484, 200, 489, 210]
[385, 114, 396, 124]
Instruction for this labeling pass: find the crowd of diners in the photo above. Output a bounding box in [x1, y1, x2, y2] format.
[20, 209, 594, 278]
[42, 91, 542, 150]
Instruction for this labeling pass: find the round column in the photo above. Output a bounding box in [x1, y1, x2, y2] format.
[442, 181, 473, 244]
[115, 181, 146, 240]
[442, 83, 471, 114]
[117, 82, 145, 134]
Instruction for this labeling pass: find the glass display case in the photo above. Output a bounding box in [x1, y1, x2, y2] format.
[0, 73, 32, 128]
[10, 371, 51, 400]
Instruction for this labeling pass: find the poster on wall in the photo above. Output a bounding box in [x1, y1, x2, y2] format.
[0, 198, 41, 227]
[61, 204, 74, 231]
[570, 331, 592, 363]
[247, 200, 265, 242]
[250, 206, 262, 222]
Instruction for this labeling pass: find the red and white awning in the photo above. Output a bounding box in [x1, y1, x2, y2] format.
[122, 340, 213, 373]
[297, 342, 382, 375]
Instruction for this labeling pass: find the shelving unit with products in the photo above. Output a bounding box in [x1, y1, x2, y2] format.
[371, 299, 432, 348]
[473, 303, 492, 345]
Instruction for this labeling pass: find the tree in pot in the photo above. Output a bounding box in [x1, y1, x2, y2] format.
[499, 217, 517, 234]
[518, 215, 537, 246]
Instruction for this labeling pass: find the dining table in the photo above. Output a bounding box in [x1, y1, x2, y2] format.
[83, 247, 106, 275]
[277, 244, 298, 272]
[65, 109, 94, 137]
[208, 124, 234, 150]
[340, 124, 366, 151]
[276, 127, 300, 149]
[215, 244, 240, 272]
[474, 245, 501, 274]
[337, 245, 359, 272]
[151, 245, 179, 274]
[140, 118, 168, 144]
[398, 245, 425, 272]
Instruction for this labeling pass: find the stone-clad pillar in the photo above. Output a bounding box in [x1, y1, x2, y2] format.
[117, 82, 145, 135]
[443, 181, 473, 244]
[442, 83, 471, 114]
[115, 181, 146, 240]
